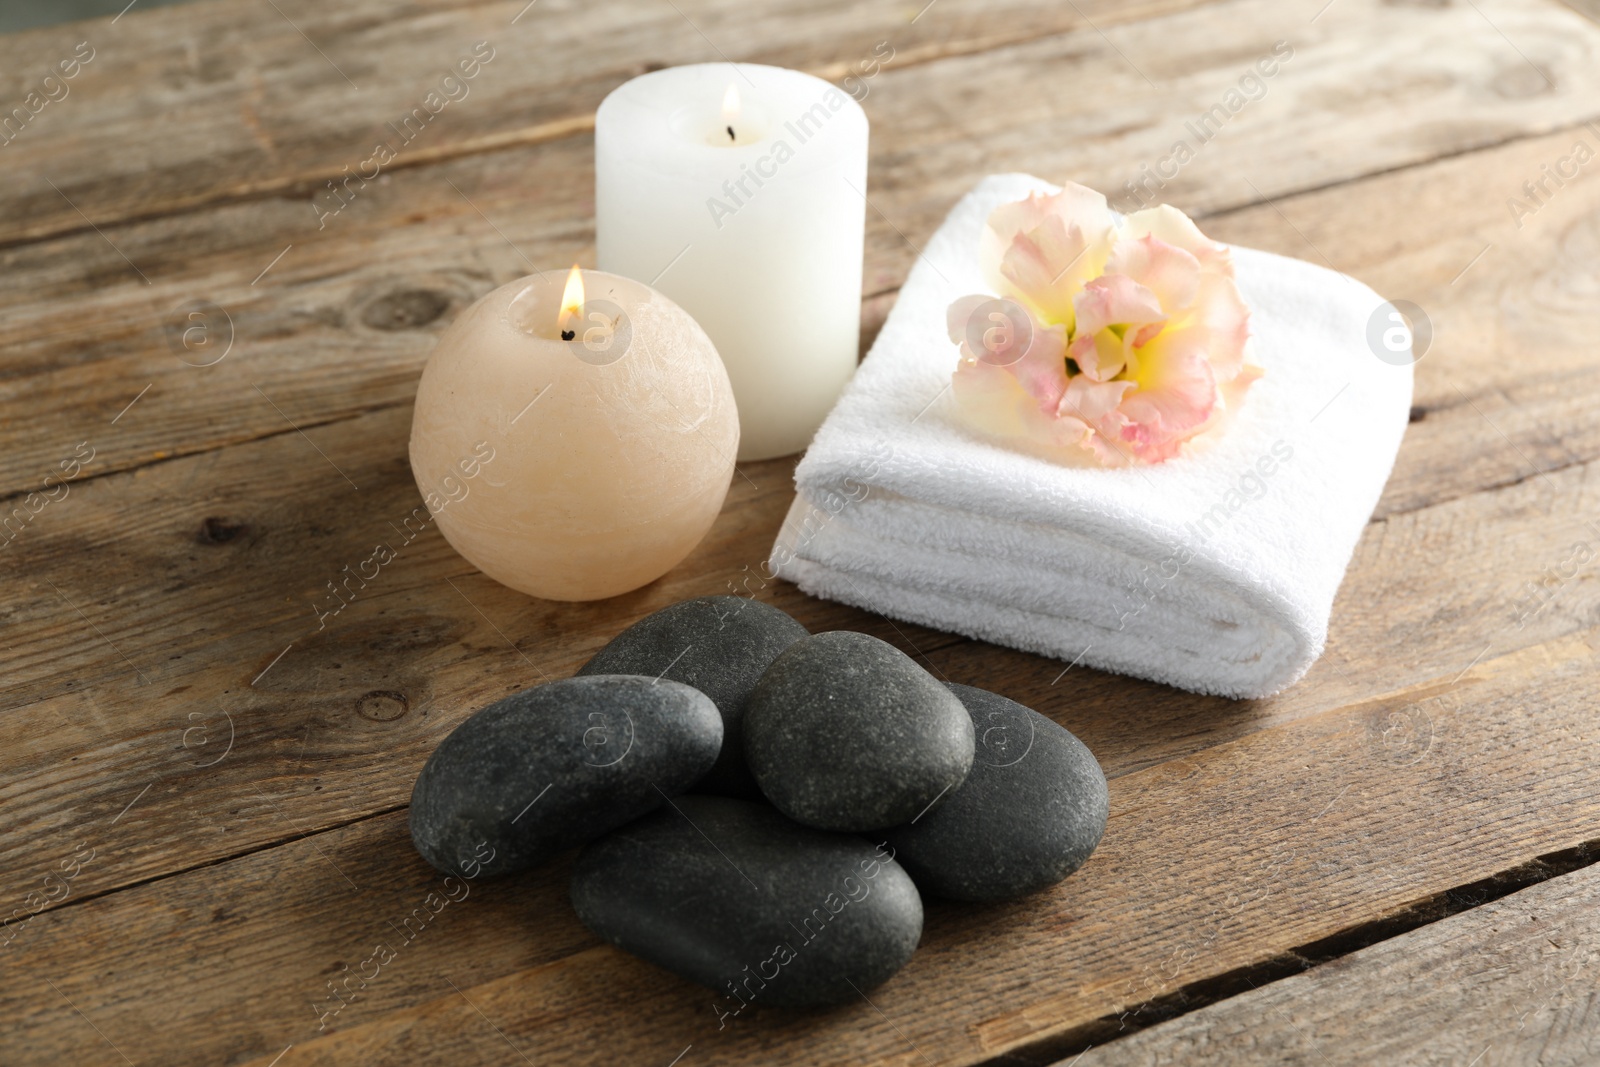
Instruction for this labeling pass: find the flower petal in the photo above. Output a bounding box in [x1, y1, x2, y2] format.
[1073, 274, 1165, 338]
[1008, 318, 1070, 413]
[1185, 272, 1252, 382]
[981, 184, 1116, 289]
[1130, 274, 1250, 385]
[946, 294, 992, 347]
[1067, 329, 1125, 382]
[1120, 204, 1233, 274]
[1060, 374, 1136, 424]
[995, 217, 1096, 327]
[1116, 345, 1219, 462]
[1104, 235, 1201, 314]
[981, 187, 1116, 327]
[953, 355, 1090, 449]
[1131, 321, 1166, 349]
[1062, 376, 1139, 467]
[949, 294, 1069, 414]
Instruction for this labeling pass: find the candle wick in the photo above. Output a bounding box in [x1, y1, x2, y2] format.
[726, 125, 736, 142]
[561, 329, 575, 341]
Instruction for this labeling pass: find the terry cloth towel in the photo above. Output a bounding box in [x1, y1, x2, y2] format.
[771, 173, 1412, 699]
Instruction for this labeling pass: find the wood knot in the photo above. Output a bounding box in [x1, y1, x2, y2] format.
[355, 690, 409, 722]
[361, 289, 450, 331]
[198, 517, 246, 544]
[1408, 405, 1427, 423]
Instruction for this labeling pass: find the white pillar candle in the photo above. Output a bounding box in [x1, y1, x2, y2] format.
[596, 63, 869, 461]
[409, 267, 738, 601]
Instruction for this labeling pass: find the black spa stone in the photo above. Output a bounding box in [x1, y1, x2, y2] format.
[408, 675, 721, 878]
[577, 596, 808, 797]
[882, 684, 1108, 901]
[743, 631, 975, 832]
[570, 796, 923, 1009]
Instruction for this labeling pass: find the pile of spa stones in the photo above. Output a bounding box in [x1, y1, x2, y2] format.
[409, 596, 1108, 1008]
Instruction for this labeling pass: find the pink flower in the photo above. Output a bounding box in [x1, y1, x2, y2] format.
[949, 186, 1261, 465]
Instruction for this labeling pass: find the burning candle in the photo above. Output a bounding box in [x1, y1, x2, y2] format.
[409, 267, 738, 601]
[596, 64, 869, 461]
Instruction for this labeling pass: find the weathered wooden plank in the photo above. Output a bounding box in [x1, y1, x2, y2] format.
[5, 2, 1596, 1065]
[0, 413, 966, 914]
[3, 809, 600, 1067]
[11, 628, 1591, 1067]
[6, 93, 1593, 726]
[0, 406, 960, 713]
[8, 419, 1600, 1064]
[1070, 860, 1600, 1065]
[8, 106, 1600, 934]
[0, 0, 1217, 249]
[3, 0, 1598, 503]
[8, 351, 1600, 911]
[850, 0, 1600, 293]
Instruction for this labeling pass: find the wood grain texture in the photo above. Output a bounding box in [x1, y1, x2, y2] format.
[3, 0, 1598, 502]
[0, 0, 1218, 248]
[8, 627, 1600, 1066]
[1069, 860, 1600, 1066]
[82, 633, 1590, 1066]
[6, 2, 1600, 967]
[8, 407, 1600, 1063]
[6, 114, 1599, 698]
[9, 320, 1600, 926]
[5, 809, 602, 1067]
[0, 423, 965, 905]
[6, 0, 1600, 1064]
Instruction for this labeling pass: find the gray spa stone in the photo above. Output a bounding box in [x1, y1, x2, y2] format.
[744, 631, 975, 832]
[409, 675, 721, 878]
[577, 596, 808, 797]
[570, 796, 923, 1009]
[883, 684, 1108, 901]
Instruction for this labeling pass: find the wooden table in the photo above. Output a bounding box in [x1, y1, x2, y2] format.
[5, 0, 1600, 1063]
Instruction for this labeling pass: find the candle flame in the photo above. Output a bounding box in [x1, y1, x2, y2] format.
[559, 264, 584, 336]
[721, 83, 740, 125]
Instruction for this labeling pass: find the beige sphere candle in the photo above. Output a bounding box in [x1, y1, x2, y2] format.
[409, 267, 738, 601]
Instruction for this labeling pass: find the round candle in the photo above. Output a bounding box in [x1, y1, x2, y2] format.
[409, 268, 738, 601]
[595, 63, 868, 461]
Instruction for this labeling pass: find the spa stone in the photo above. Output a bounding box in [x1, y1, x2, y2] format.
[883, 684, 1108, 900]
[744, 631, 975, 832]
[577, 596, 808, 796]
[570, 796, 923, 1008]
[409, 675, 721, 877]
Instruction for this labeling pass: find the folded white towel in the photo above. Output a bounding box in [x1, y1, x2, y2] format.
[771, 174, 1412, 699]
